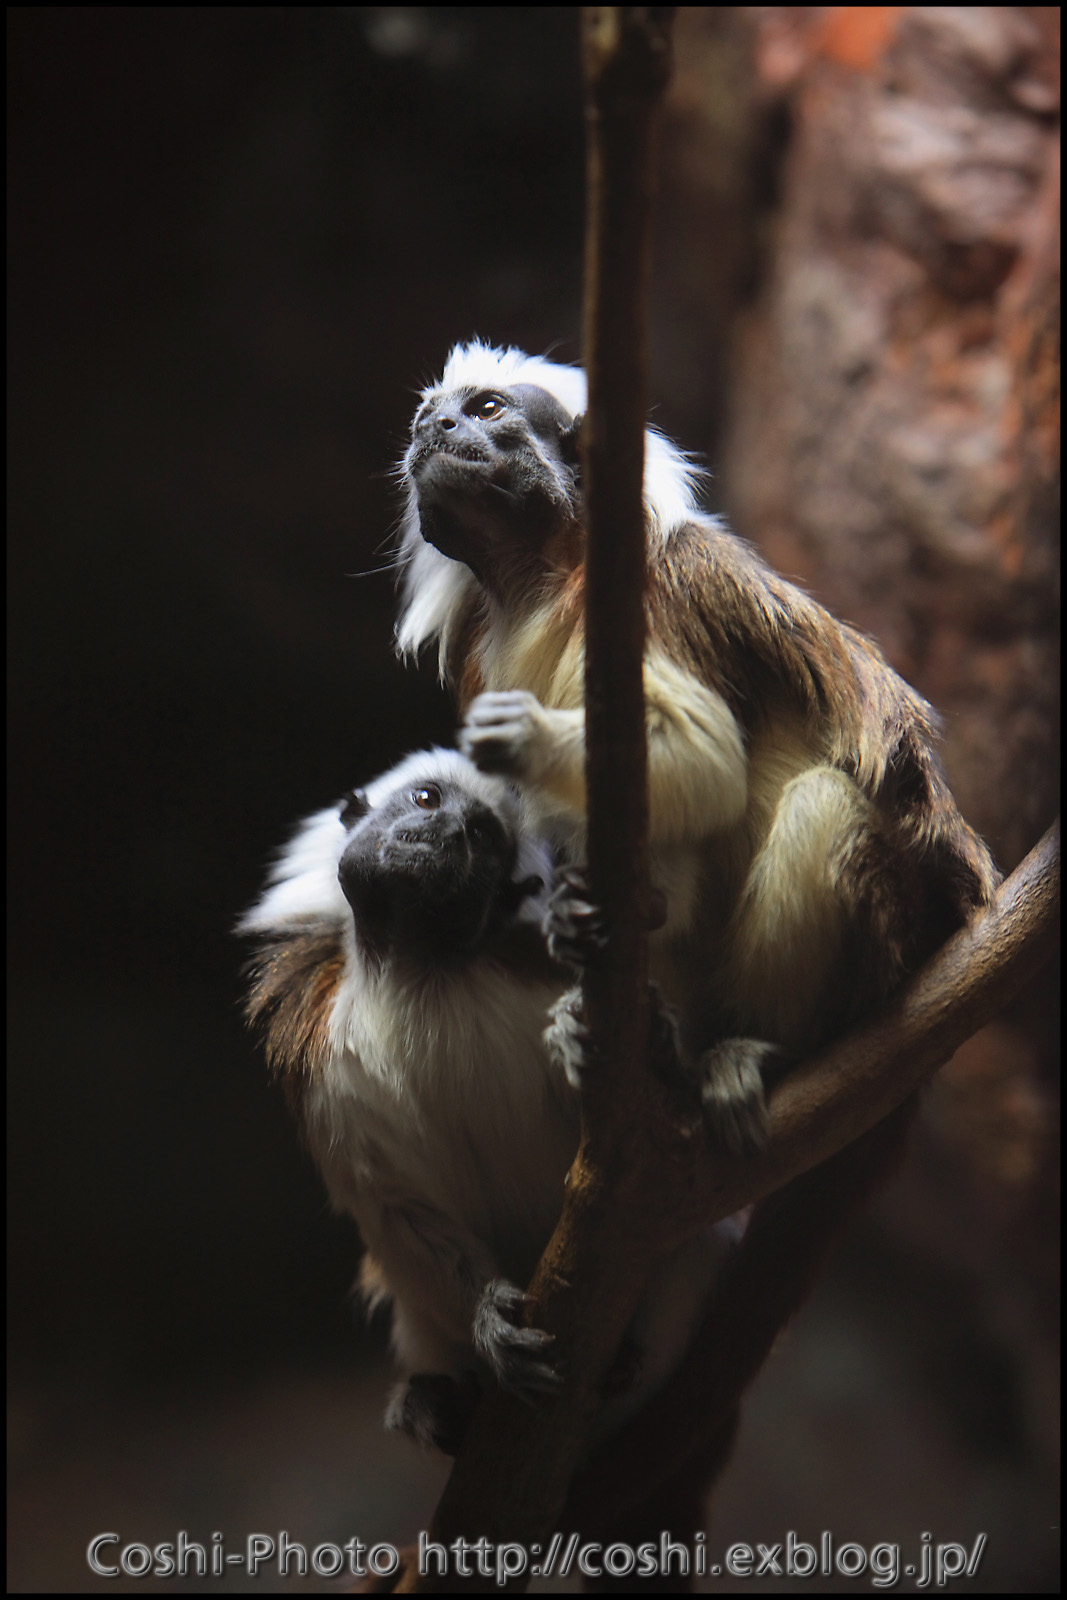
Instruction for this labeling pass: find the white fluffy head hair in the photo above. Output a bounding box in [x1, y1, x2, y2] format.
[238, 747, 553, 936]
[395, 340, 704, 672]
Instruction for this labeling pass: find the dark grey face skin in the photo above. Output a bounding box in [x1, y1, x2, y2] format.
[406, 383, 582, 590]
[337, 776, 538, 965]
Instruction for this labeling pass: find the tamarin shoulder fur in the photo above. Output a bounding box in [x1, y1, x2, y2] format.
[396, 340, 998, 1069]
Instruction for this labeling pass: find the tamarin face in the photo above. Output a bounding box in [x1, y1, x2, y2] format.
[405, 382, 582, 591]
[336, 766, 539, 964]
[394, 342, 703, 667]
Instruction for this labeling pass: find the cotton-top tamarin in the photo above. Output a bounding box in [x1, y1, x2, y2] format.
[396, 340, 999, 1138]
[392, 342, 1000, 1474]
[240, 749, 731, 1451]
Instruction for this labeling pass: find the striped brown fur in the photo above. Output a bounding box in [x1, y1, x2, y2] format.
[243, 920, 346, 1100]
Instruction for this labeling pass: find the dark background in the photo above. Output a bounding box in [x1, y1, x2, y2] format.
[8, 7, 1058, 1593]
[8, 0, 589, 1380]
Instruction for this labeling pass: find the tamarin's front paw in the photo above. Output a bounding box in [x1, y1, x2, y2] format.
[385, 1371, 480, 1456]
[696, 1038, 780, 1157]
[544, 987, 595, 1089]
[459, 690, 547, 779]
[545, 979, 684, 1094]
[545, 867, 606, 970]
[473, 1279, 559, 1397]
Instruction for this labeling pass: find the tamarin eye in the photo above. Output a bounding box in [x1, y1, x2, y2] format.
[468, 393, 506, 421]
[411, 785, 442, 810]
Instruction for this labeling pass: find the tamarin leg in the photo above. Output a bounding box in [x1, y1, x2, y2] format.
[718, 765, 910, 1052]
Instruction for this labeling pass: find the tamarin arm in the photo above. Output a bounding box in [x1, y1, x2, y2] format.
[642, 651, 749, 841]
[461, 649, 748, 843]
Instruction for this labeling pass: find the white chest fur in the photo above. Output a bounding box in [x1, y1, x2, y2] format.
[303, 955, 577, 1275]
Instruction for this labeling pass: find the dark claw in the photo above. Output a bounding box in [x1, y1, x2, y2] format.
[473, 1278, 559, 1397]
[545, 867, 607, 970]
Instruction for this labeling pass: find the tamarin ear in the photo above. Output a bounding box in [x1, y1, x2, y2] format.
[339, 789, 371, 828]
[560, 413, 583, 469]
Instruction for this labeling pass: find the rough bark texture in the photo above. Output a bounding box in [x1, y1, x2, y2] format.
[666, 4, 1061, 871]
[658, 0, 1059, 1557]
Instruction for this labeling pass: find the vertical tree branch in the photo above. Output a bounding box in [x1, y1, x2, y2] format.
[580, 6, 672, 1130]
[392, 10, 676, 1592]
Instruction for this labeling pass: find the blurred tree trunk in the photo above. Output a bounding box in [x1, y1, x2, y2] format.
[657, 0, 1059, 1514]
[667, 4, 1059, 867]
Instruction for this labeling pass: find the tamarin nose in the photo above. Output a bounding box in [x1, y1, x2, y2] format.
[416, 407, 459, 437]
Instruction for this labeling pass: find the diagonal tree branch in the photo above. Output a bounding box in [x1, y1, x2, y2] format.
[392, 817, 1057, 1593]
[564, 819, 1060, 1534]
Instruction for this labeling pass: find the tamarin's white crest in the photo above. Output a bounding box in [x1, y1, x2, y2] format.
[396, 340, 704, 672]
